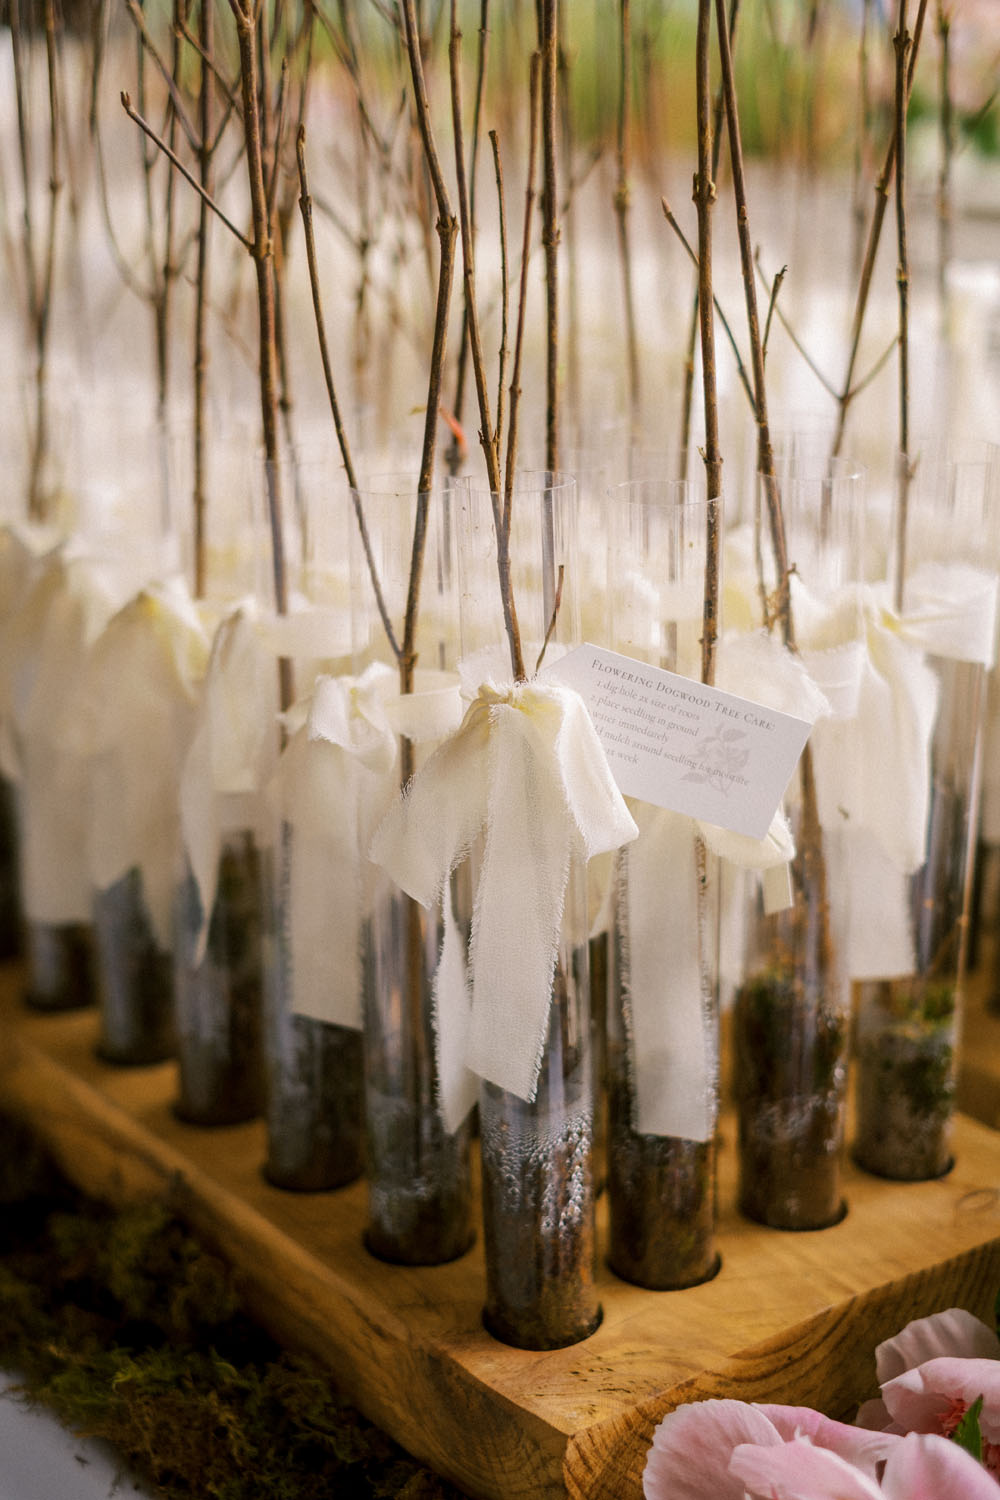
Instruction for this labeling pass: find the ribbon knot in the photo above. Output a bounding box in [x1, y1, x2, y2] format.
[371, 676, 638, 1124]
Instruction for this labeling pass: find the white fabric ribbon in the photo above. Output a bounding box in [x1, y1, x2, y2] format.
[256, 601, 353, 665]
[621, 801, 793, 1142]
[269, 663, 400, 1029]
[799, 574, 997, 980]
[268, 666, 463, 1037]
[179, 604, 283, 960]
[370, 677, 638, 1123]
[12, 552, 127, 924]
[892, 561, 998, 669]
[72, 578, 210, 948]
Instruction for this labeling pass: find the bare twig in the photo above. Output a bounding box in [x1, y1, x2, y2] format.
[449, 7, 498, 492]
[175, 14, 244, 119]
[450, 1, 525, 681]
[490, 130, 509, 465]
[614, 0, 640, 439]
[846, 335, 900, 402]
[754, 248, 837, 398]
[693, 0, 721, 687]
[662, 198, 754, 410]
[851, 0, 874, 277]
[539, 0, 560, 473]
[229, 0, 292, 710]
[504, 52, 541, 535]
[22, 0, 63, 522]
[893, 0, 914, 614]
[535, 563, 564, 674]
[830, 0, 929, 459]
[445, 0, 490, 478]
[296, 126, 401, 664]
[761, 260, 786, 361]
[121, 92, 253, 250]
[716, 0, 831, 970]
[10, 0, 37, 331]
[678, 0, 740, 472]
[557, 2, 580, 439]
[714, 0, 791, 647]
[123, 0, 201, 151]
[192, 0, 215, 598]
[398, 0, 459, 699]
[935, 0, 953, 301]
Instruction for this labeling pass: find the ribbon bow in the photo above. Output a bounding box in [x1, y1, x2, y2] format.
[371, 677, 638, 1124]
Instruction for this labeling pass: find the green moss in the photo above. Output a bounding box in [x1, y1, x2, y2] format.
[0, 1113, 468, 1499]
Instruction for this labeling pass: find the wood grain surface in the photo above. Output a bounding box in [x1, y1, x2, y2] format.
[4, 961, 1000, 1499]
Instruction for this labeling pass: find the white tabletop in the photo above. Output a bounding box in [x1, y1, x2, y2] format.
[0, 1375, 153, 1500]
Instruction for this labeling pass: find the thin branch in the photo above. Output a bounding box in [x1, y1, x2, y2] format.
[449, 6, 498, 492]
[614, 0, 640, 437]
[504, 50, 541, 536]
[266, 57, 290, 228]
[450, 1, 525, 682]
[296, 126, 401, 663]
[678, 0, 740, 471]
[123, 0, 201, 152]
[830, 0, 929, 459]
[716, 0, 832, 975]
[534, 563, 564, 674]
[10, 0, 38, 330]
[399, 0, 459, 698]
[753, 248, 838, 398]
[121, 91, 254, 250]
[846, 335, 899, 401]
[191, 0, 216, 598]
[761, 260, 786, 361]
[662, 198, 754, 408]
[490, 131, 509, 465]
[694, 0, 721, 686]
[893, 0, 914, 614]
[935, 0, 953, 300]
[539, 0, 560, 473]
[230, 0, 292, 710]
[445, 0, 490, 478]
[175, 15, 244, 120]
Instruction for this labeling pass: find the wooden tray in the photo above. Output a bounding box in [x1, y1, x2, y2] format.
[4, 960, 1000, 1500]
[958, 943, 1000, 1129]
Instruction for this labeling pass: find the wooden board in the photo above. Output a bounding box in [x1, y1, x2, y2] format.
[958, 942, 1000, 1129]
[4, 960, 1000, 1500]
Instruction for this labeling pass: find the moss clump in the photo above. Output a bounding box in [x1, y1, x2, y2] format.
[734, 965, 848, 1230]
[0, 1112, 468, 1499]
[853, 978, 957, 1181]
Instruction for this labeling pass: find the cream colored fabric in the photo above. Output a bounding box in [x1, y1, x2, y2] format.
[371, 677, 638, 1120]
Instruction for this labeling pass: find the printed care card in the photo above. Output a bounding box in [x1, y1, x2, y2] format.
[544, 644, 812, 839]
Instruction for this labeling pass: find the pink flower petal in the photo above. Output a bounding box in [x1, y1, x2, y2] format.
[757, 1404, 899, 1475]
[882, 1356, 1000, 1442]
[643, 1399, 780, 1500]
[730, 1436, 882, 1500]
[854, 1396, 898, 1432]
[880, 1431, 1000, 1500]
[876, 1309, 1000, 1383]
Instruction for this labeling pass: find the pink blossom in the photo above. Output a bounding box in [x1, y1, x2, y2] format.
[731, 1435, 883, 1498]
[879, 1355, 1000, 1476]
[643, 1399, 778, 1500]
[853, 1306, 1000, 1478]
[729, 1430, 1000, 1500]
[642, 1398, 897, 1500]
[880, 1432, 1000, 1499]
[875, 1308, 1000, 1384]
